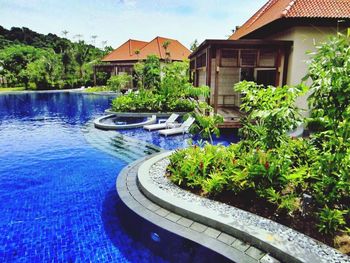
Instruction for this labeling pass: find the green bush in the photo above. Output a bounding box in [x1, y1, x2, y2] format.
[168, 35, 350, 238]
[111, 89, 195, 113]
[107, 74, 132, 92]
[110, 56, 209, 113]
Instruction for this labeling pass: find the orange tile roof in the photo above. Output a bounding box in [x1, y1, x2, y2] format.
[230, 0, 350, 40]
[102, 39, 148, 61]
[102, 37, 191, 62]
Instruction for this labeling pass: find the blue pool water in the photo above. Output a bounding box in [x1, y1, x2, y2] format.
[0, 92, 238, 262]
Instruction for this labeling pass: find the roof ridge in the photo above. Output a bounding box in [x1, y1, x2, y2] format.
[247, 0, 278, 28]
[282, 0, 297, 17]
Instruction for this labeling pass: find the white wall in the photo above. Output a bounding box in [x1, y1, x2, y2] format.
[267, 26, 343, 115]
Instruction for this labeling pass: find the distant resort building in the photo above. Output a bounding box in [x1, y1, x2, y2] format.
[190, 0, 350, 122]
[94, 37, 191, 87]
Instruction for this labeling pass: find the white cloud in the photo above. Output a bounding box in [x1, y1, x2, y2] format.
[0, 0, 268, 48]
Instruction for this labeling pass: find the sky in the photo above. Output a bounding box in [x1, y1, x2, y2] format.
[0, 0, 267, 48]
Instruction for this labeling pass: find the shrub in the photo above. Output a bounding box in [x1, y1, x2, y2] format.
[167, 35, 350, 239]
[107, 74, 132, 92]
[235, 81, 307, 150]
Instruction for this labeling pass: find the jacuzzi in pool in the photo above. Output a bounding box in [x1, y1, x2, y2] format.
[94, 114, 157, 130]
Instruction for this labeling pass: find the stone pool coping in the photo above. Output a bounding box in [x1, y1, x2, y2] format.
[137, 151, 349, 263]
[94, 114, 157, 130]
[117, 155, 278, 263]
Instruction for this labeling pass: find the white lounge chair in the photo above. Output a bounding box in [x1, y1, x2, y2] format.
[158, 117, 195, 137]
[143, 113, 179, 131]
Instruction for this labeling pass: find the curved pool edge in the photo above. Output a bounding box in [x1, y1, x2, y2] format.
[94, 114, 156, 130]
[105, 110, 189, 118]
[116, 155, 275, 263]
[137, 152, 349, 263]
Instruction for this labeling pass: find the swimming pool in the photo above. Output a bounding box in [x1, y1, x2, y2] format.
[0, 92, 238, 262]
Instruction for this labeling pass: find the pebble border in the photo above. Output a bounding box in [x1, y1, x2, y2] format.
[137, 151, 349, 263]
[116, 156, 280, 263]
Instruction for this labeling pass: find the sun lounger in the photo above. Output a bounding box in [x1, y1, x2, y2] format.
[158, 117, 195, 137]
[143, 113, 179, 131]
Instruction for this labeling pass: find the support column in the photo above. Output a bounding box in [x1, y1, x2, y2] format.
[282, 46, 291, 86]
[214, 49, 221, 114]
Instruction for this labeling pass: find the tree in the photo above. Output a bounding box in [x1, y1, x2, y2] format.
[189, 102, 224, 144]
[133, 61, 145, 88]
[142, 55, 161, 89]
[190, 39, 199, 52]
[24, 49, 63, 89]
[160, 60, 189, 98]
[74, 40, 91, 79]
[134, 49, 140, 60]
[107, 74, 132, 92]
[0, 45, 44, 88]
[162, 40, 171, 63]
[235, 81, 306, 149]
[0, 25, 107, 89]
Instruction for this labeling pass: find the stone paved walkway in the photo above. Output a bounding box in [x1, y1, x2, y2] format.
[116, 157, 281, 263]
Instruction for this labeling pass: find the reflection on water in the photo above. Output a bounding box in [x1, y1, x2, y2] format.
[0, 91, 168, 262]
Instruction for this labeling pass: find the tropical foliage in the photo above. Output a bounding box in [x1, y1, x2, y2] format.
[111, 56, 209, 113]
[0, 26, 110, 89]
[189, 102, 224, 144]
[167, 35, 350, 250]
[107, 74, 132, 92]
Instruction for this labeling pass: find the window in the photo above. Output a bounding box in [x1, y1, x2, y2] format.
[256, 70, 276, 86]
[259, 50, 277, 67]
[240, 68, 254, 81]
[190, 59, 195, 70]
[221, 50, 238, 67]
[196, 53, 206, 68]
[240, 50, 257, 67]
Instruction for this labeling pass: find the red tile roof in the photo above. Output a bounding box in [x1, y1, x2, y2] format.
[102, 37, 191, 62]
[102, 40, 148, 61]
[230, 0, 350, 40]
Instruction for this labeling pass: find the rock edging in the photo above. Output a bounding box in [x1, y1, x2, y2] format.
[137, 151, 349, 263]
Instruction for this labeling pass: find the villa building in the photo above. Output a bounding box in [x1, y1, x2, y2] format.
[94, 36, 190, 88]
[190, 0, 350, 124]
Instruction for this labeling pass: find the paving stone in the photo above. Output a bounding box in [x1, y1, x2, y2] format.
[204, 227, 221, 239]
[190, 222, 207, 233]
[246, 246, 265, 260]
[259, 254, 280, 263]
[177, 217, 194, 228]
[145, 203, 161, 212]
[232, 239, 250, 252]
[155, 208, 170, 217]
[217, 233, 237, 245]
[165, 212, 181, 222]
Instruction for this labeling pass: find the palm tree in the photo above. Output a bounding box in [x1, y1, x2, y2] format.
[190, 39, 199, 52]
[162, 40, 171, 63]
[134, 49, 140, 60]
[74, 34, 83, 41]
[91, 35, 98, 46]
[61, 30, 69, 38]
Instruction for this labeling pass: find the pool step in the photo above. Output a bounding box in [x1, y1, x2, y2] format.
[82, 124, 161, 163]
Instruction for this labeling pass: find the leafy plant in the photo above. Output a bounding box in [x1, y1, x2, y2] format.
[107, 74, 132, 92]
[235, 81, 307, 149]
[143, 55, 161, 90]
[318, 207, 347, 234]
[166, 35, 350, 245]
[189, 102, 224, 144]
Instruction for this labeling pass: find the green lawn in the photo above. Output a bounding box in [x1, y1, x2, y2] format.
[84, 86, 113, 93]
[0, 87, 26, 92]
